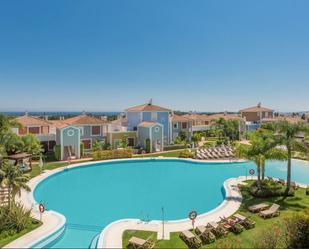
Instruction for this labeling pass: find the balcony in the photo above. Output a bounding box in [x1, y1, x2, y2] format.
[192, 125, 211, 132]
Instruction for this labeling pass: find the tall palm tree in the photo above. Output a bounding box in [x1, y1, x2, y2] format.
[2, 161, 30, 209]
[271, 121, 309, 192]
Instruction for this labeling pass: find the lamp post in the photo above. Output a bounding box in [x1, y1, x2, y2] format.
[161, 206, 165, 240]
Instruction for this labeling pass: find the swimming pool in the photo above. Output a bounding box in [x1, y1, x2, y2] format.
[33, 158, 309, 248]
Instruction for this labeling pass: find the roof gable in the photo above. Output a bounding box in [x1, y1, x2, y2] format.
[16, 115, 51, 127]
[126, 103, 171, 112]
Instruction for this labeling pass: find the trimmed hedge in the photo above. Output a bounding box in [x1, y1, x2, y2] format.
[92, 149, 133, 161]
[54, 145, 61, 161]
[164, 144, 188, 151]
[250, 180, 295, 197]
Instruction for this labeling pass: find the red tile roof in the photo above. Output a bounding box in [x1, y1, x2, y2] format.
[126, 103, 171, 112]
[240, 104, 273, 113]
[16, 115, 52, 127]
[171, 114, 191, 122]
[50, 115, 106, 129]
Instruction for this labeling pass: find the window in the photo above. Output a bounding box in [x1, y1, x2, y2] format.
[154, 126, 160, 132]
[82, 139, 92, 150]
[114, 139, 121, 148]
[133, 126, 137, 131]
[91, 125, 101, 136]
[127, 137, 135, 147]
[173, 123, 178, 129]
[265, 112, 268, 118]
[19, 127, 27, 135]
[28, 127, 40, 134]
[182, 122, 187, 129]
[78, 127, 84, 136]
[151, 112, 157, 121]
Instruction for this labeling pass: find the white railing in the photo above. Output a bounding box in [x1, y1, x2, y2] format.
[192, 125, 211, 131]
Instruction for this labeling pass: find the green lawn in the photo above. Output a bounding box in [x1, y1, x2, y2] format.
[122, 185, 309, 248]
[133, 150, 188, 158]
[0, 219, 42, 248]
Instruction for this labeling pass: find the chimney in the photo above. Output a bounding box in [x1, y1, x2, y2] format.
[25, 111, 28, 116]
[224, 111, 228, 116]
[148, 98, 152, 105]
[257, 102, 261, 108]
[44, 115, 48, 121]
[60, 116, 64, 120]
[82, 110, 86, 115]
[100, 116, 107, 121]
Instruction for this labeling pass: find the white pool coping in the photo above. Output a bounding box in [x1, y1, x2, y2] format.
[3, 157, 306, 248]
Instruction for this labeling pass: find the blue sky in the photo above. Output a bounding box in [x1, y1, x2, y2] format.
[1, 0, 309, 112]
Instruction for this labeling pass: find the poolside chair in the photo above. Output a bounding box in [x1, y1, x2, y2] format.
[259, 203, 280, 219]
[196, 153, 204, 160]
[291, 181, 298, 190]
[179, 230, 202, 248]
[200, 229, 216, 244]
[128, 236, 155, 249]
[195, 225, 206, 235]
[267, 176, 275, 181]
[206, 222, 228, 237]
[232, 213, 256, 229]
[248, 203, 269, 213]
[278, 178, 286, 185]
[220, 217, 244, 234]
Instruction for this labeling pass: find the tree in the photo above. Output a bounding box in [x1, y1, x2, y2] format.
[21, 134, 43, 158]
[2, 160, 30, 209]
[192, 132, 201, 147]
[120, 135, 128, 148]
[236, 130, 286, 188]
[92, 140, 103, 152]
[0, 114, 21, 132]
[212, 118, 240, 143]
[268, 121, 309, 192]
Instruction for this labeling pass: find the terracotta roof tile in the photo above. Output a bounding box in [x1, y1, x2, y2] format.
[240, 104, 273, 113]
[171, 114, 191, 122]
[16, 115, 52, 127]
[126, 103, 171, 112]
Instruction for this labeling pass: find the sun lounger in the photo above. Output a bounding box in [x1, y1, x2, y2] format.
[128, 236, 155, 249]
[291, 181, 298, 189]
[207, 222, 228, 237]
[278, 178, 286, 185]
[195, 225, 206, 235]
[179, 230, 202, 248]
[233, 214, 256, 229]
[248, 203, 269, 213]
[260, 203, 280, 219]
[200, 228, 216, 244]
[220, 217, 244, 234]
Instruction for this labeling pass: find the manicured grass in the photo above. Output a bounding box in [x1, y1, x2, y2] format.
[122, 184, 309, 248]
[29, 162, 70, 178]
[0, 219, 42, 248]
[133, 150, 188, 158]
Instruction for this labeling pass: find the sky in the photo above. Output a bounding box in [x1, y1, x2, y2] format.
[0, 0, 309, 112]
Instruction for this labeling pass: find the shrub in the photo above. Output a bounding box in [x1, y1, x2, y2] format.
[306, 187, 309, 196]
[80, 143, 84, 157]
[53, 145, 61, 161]
[145, 139, 151, 153]
[0, 202, 32, 234]
[250, 180, 294, 197]
[179, 149, 193, 158]
[253, 223, 285, 249]
[283, 214, 309, 248]
[163, 144, 188, 151]
[92, 149, 133, 161]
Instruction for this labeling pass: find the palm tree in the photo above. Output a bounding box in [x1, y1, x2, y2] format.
[2, 161, 30, 209]
[0, 114, 21, 131]
[236, 130, 286, 188]
[271, 121, 309, 192]
[192, 132, 201, 148]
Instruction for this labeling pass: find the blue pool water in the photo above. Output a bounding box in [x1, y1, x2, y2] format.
[34, 159, 309, 248]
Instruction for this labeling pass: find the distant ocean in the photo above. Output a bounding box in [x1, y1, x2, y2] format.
[0, 111, 121, 117]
